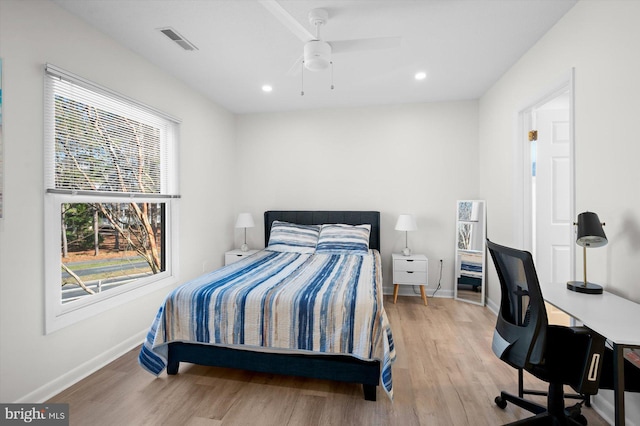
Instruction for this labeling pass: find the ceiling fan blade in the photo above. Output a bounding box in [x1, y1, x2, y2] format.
[286, 55, 304, 76]
[330, 36, 402, 54]
[258, 0, 314, 42]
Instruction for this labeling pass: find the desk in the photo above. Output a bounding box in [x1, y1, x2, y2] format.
[540, 283, 640, 426]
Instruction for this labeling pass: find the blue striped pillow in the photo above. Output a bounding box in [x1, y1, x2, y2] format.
[316, 224, 371, 255]
[267, 221, 320, 253]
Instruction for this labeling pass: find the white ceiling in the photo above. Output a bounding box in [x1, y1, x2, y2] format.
[52, 0, 577, 114]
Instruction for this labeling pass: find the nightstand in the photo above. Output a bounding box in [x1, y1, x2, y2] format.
[392, 253, 428, 305]
[225, 249, 258, 265]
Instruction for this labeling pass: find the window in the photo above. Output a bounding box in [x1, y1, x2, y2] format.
[44, 64, 180, 333]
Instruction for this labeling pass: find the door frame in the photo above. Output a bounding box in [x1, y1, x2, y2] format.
[512, 68, 576, 281]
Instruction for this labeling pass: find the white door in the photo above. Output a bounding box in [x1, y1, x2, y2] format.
[533, 106, 572, 325]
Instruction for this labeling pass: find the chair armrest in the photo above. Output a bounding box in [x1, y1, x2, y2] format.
[542, 325, 606, 394]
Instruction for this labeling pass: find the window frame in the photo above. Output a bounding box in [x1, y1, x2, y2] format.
[43, 64, 180, 334]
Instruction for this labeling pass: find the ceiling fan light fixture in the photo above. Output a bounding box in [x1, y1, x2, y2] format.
[304, 40, 331, 71]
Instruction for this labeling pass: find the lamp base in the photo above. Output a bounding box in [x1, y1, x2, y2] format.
[240, 243, 249, 252]
[402, 247, 412, 256]
[566, 281, 603, 295]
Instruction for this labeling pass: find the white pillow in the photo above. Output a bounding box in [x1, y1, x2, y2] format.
[315, 224, 371, 255]
[266, 221, 320, 253]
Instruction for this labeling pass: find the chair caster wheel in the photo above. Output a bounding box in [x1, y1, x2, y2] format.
[565, 403, 587, 425]
[495, 396, 507, 409]
[573, 414, 587, 426]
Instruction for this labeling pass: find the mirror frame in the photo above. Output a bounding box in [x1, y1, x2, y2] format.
[454, 200, 486, 306]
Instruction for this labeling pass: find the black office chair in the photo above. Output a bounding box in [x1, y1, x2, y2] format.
[487, 240, 606, 425]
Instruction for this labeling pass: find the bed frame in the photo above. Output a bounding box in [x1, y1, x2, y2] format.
[457, 275, 482, 291]
[166, 210, 382, 401]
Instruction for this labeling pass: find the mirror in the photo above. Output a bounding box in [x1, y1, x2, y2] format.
[454, 200, 486, 306]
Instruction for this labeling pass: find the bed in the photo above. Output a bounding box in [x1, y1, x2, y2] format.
[138, 210, 394, 401]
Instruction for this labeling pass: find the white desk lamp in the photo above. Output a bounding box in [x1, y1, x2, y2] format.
[235, 213, 255, 252]
[395, 214, 417, 256]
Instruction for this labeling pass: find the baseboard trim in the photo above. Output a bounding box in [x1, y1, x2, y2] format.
[15, 329, 147, 403]
[486, 297, 499, 315]
[591, 390, 638, 426]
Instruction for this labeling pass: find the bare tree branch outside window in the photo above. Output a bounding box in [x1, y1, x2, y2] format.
[54, 96, 165, 302]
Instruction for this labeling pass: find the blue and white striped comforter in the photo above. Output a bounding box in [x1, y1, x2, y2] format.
[459, 252, 483, 278]
[139, 249, 396, 398]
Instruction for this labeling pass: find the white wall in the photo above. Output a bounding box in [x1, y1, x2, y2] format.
[235, 102, 479, 294]
[0, 0, 236, 403]
[479, 1, 640, 423]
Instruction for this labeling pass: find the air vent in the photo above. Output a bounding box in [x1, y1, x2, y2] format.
[158, 27, 198, 51]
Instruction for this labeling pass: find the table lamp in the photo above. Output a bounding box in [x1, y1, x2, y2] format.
[567, 211, 607, 295]
[235, 213, 255, 252]
[395, 214, 417, 256]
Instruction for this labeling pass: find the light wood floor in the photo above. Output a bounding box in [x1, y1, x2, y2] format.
[48, 297, 608, 425]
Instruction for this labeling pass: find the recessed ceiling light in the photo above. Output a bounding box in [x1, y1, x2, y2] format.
[262, 85, 273, 92]
[414, 71, 427, 81]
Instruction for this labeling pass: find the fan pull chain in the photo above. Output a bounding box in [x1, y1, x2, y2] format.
[330, 61, 334, 90]
[300, 60, 305, 96]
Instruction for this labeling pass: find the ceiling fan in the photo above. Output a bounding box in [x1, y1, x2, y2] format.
[259, 0, 401, 74]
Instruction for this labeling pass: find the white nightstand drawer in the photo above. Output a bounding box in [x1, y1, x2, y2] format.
[393, 258, 428, 272]
[225, 249, 258, 265]
[394, 270, 427, 284]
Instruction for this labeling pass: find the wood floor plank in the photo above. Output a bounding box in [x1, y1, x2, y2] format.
[47, 296, 608, 425]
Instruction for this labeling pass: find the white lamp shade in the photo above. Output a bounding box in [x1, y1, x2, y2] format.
[395, 214, 417, 231]
[235, 213, 255, 228]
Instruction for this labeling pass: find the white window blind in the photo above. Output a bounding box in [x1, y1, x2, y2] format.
[44, 64, 180, 197]
[43, 64, 181, 333]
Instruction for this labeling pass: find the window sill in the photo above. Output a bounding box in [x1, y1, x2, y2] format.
[45, 273, 177, 334]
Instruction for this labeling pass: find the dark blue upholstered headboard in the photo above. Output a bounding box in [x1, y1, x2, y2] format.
[264, 211, 381, 251]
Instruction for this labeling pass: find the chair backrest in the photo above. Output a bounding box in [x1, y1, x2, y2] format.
[487, 240, 548, 370]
